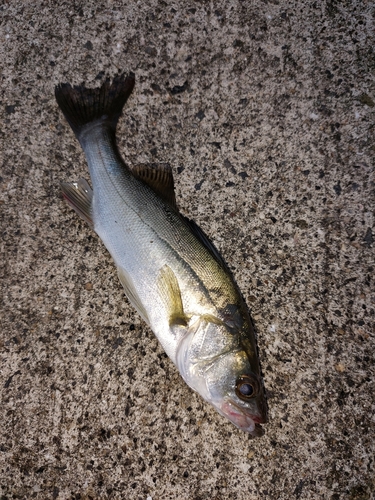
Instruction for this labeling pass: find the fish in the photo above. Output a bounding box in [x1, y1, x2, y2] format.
[55, 73, 268, 437]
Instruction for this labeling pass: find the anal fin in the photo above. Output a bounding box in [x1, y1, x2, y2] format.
[61, 178, 93, 227]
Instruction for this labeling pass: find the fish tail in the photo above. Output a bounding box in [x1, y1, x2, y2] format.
[55, 72, 135, 139]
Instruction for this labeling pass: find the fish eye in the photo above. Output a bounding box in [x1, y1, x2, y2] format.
[239, 383, 253, 396]
[235, 375, 259, 400]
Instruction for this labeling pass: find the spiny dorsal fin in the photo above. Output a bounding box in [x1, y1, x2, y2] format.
[181, 215, 227, 269]
[132, 163, 177, 209]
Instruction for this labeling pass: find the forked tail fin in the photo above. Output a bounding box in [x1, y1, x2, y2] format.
[55, 73, 135, 139]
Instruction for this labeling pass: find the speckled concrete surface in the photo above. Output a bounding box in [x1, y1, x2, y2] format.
[1, 1, 374, 499]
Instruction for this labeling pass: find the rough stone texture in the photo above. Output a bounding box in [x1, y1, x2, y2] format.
[1, 1, 374, 499]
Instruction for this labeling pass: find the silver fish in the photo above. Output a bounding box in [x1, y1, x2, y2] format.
[55, 73, 267, 436]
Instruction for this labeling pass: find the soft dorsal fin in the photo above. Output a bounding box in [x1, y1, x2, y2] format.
[132, 163, 177, 209]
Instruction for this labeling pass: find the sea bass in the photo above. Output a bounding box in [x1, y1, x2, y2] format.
[55, 73, 267, 436]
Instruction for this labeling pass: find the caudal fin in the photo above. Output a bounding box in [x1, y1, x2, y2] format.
[55, 72, 135, 139]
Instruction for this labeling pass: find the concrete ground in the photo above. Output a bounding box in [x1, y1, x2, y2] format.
[1, 1, 374, 499]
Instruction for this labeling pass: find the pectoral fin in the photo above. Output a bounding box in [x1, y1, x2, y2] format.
[117, 267, 150, 325]
[157, 265, 188, 327]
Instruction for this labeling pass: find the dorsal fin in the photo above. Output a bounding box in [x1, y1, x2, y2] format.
[132, 163, 177, 209]
[182, 215, 227, 269]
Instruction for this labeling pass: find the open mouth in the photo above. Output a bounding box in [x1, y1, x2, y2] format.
[220, 400, 265, 436]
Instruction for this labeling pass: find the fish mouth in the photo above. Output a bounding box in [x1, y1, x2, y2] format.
[219, 400, 265, 437]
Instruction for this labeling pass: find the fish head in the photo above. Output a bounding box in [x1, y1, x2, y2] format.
[203, 349, 268, 437]
[176, 318, 267, 437]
